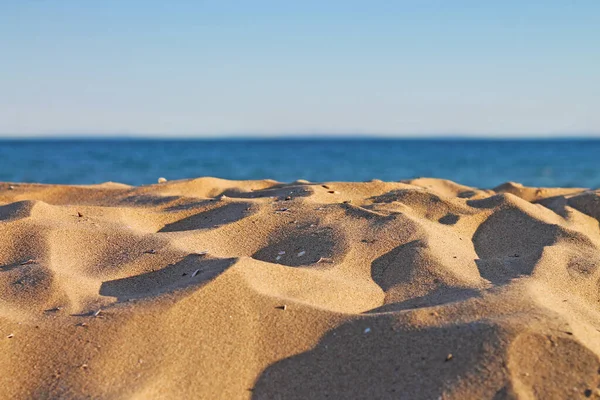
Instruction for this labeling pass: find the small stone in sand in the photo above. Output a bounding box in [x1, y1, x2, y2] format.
[93, 309, 102, 317]
[8, 185, 15, 190]
[322, 185, 330, 189]
[297, 251, 306, 257]
[275, 305, 287, 310]
[328, 190, 339, 194]
[158, 177, 167, 183]
[275, 255, 282, 261]
[278, 251, 286, 255]
[364, 328, 371, 334]
[144, 249, 156, 254]
[7, 334, 14, 339]
[445, 354, 453, 362]
[77, 212, 83, 217]
[20, 259, 36, 266]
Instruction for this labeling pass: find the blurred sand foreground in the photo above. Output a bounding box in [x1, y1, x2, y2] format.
[1, 177, 599, 399]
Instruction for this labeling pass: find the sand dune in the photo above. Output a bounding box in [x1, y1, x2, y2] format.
[0, 178, 599, 399]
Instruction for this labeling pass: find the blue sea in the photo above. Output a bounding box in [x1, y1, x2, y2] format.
[0, 138, 599, 189]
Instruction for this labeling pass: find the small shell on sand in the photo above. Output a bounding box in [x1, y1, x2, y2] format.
[93, 310, 102, 317]
[20, 259, 36, 266]
[297, 251, 306, 257]
[192, 269, 200, 277]
[158, 177, 167, 183]
[364, 328, 371, 334]
[445, 354, 453, 361]
[7, 334, 14, 339]
[275, 255, 282, 261]
[317, 257, 334, 263]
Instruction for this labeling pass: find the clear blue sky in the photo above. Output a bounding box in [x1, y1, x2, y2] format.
[1, 1, 599, 137]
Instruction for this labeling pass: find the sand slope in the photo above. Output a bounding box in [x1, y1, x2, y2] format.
[0, 178, 599, 399]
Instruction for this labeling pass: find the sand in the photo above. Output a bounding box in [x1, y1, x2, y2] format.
[0, 177, 599, 399]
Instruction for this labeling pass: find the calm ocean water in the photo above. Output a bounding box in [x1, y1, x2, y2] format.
[0, 139, 599, 189]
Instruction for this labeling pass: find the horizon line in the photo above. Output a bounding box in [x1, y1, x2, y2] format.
[1, 132, 600, 140]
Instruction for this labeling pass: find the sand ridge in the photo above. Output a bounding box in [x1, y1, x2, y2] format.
[0, 178, 599, 399]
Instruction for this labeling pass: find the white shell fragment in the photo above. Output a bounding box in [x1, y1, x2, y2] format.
[278, 251, 286, 255]
[157, 177, 167, 183]
[297, 251, 306, 257]
[192, 269, 200, 277]
[317, 257, 334, 263]
[364, 328, 371, 334]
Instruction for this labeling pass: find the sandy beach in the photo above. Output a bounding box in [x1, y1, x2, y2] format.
[1, 177, 599, 399]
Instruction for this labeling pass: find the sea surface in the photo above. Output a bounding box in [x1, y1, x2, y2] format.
[1, 138, 599, 189]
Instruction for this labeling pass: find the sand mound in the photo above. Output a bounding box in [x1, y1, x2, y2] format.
[0, 178, 599, 399]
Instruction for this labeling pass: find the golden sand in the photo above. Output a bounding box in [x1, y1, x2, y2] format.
[0, 178, 599, 399]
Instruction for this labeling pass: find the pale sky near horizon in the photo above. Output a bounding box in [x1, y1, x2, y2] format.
[1, 1, 599, 137]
